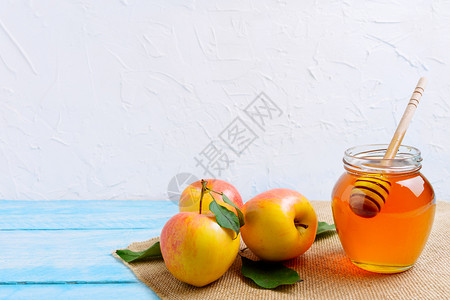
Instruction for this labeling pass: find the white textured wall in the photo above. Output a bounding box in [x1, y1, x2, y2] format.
[0, 1, 449, 202]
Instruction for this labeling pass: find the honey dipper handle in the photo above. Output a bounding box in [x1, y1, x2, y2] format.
[384, 77, 427, 160]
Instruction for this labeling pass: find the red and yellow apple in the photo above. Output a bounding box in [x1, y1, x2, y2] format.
[240, 188, 318, 261]
[160, 212, 240, 287]
[179, 179, 243, 216]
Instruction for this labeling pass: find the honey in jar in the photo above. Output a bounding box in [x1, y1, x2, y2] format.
[332, 144, 436, 273]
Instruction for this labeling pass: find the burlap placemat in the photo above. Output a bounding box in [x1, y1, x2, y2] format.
[113, 201, 450, 299]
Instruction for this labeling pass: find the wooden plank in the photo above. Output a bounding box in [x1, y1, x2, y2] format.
[0, 200, 178, 298]
[0, 229, 163, 283]
[0, 200, 178, 230]
[0, 283, 159, 300]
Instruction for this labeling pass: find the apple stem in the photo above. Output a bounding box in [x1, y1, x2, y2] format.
[294, 220, 309, 229]
[199, 179, 208, 214]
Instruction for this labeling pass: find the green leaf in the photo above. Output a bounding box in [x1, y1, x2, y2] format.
[316, 221, 336, 236]
[221, 193, 245, 227]
[240, 256, 302, 289]
[209, 195, 240, 236]
[116, 241, 162, 263]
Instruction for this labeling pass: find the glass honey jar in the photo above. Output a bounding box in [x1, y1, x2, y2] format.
[332, 144, 436, 273]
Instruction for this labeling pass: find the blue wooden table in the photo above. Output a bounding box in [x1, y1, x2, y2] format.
[0, 200, 179, 299]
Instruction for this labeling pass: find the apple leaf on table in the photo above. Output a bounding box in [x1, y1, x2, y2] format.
[116, 241, 162, 263]
[316, 221, 336, 236]
[240, 256, 301, 289]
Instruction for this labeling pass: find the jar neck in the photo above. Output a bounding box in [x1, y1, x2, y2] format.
[343, 144, 422, 176]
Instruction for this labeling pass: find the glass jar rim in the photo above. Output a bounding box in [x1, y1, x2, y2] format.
[343, 144, 422, 174]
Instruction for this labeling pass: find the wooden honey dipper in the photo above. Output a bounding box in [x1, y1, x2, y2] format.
[349, 77, 428, 218]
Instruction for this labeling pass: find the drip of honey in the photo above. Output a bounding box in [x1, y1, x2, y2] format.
[332, 171, 435, 273]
